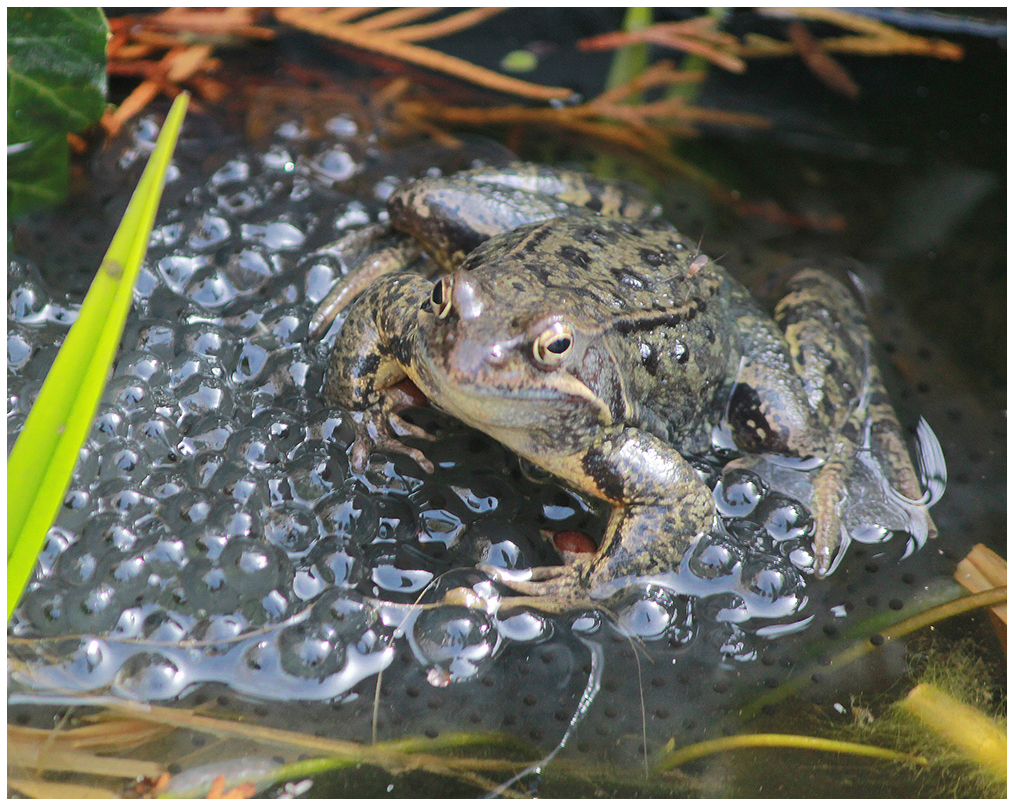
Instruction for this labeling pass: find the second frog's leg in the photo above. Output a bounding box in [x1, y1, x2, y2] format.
[386, 164, 661, 268]
[309, 224, 423, 339]
[773, 267, 934, 575]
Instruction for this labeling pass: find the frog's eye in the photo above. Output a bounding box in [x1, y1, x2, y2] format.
[532, 322, 574, 367]
[430, 276, 454, 319]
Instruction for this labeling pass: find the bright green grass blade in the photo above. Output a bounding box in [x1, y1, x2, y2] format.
[7, 94, 190, 622]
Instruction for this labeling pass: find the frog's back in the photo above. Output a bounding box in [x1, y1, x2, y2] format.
[462, 216, 719, 314]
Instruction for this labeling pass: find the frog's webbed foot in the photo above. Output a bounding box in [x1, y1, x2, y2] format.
[348, 384, 436, 475]
[481, 563, 597, 614]
[309, 225, 423, 339]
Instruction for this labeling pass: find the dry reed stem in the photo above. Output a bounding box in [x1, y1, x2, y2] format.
[319, 8, 384, 26]
[146, 7, 275, 40]
[955, 543, 1007, 650]
[167, 43, 216, 82]
[88, 702, 526, 796]
[102, 79, 161, 136]
[7, 779, 120, 799]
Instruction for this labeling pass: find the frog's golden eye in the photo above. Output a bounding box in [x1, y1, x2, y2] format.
[532, 322, 574, 366]
[430, 276, 454, 319]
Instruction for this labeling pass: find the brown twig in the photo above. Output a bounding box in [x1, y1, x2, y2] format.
[383, 7, 509, 42]
[787, 21, 860, 98]
[275, 7, 572, 101]
[581, 21, 748, 73]
[743, 8, 963, 60]
[352, 6, 444, 31]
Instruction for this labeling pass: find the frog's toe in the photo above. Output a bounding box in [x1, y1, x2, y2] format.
[387, 411, 437, 443]
[812, 514, 846, 578]
[482, 564, 597, 612]
[355, 436, 435, 474]
[347, 410, 435, 474]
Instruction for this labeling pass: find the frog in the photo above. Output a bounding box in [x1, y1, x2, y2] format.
[312, 163, 935, 611]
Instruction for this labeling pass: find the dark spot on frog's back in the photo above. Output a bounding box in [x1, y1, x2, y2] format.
[639, 342, 659, 376]
[387, 334, 414, 364]
[582, 447, 627, 502]
[611, 267, 648, 289]
[574, 222, 618, 247]
[559, 245, 592, 269]
[518, 222, 555, 255]
[638, 247, 668, 268]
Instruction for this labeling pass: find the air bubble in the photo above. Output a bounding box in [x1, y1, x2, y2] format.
[308, 537, 363, 588]
[103, 376, 153, 418]
[210, 158, 251, 186]
[219, 538, 287, 599]
[8, 325, 34, 371]
[287, 442, 341, 502]
[186, 268, 240, 309]
[315, 146, 359, 181]
[142, 609, 190, 642]
[241, 221, 306, 251]
[314, 491, 378, 544]
[188, 213, 232, 251]
[227, 248, 275, 292]
[98, 439, 145, 482]
[64, 582, 122, 633]
[114, 351, 167, 386]
[263, 504, 317, 554]
[185, 614, 248, 656]
[177, 374, 234, 423]
[497, 611, 550, 643]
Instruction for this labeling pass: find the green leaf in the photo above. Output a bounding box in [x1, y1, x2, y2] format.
[7, 93, 190, 624]
[7, 7, 109, 215]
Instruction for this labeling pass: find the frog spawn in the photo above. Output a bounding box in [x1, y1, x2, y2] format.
[7, 116, 926, 762]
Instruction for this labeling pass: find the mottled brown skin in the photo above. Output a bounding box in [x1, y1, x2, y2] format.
[318, 164, 933, 610]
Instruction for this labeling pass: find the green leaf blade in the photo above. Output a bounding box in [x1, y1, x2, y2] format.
[7, 94, 191, 623]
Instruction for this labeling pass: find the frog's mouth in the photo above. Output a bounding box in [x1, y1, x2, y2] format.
[411, 342, 612, 436]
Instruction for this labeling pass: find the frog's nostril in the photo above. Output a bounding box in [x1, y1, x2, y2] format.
[486, 344, 506, 366]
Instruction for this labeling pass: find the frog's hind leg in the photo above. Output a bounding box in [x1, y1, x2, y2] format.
[774, 267, 935, 575]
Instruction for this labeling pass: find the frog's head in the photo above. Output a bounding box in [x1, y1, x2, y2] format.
[413, 269, 627, 451]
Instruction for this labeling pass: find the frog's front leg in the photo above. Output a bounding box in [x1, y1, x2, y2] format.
[324, 272, 435, 473]
[491, 427, 716, 611]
